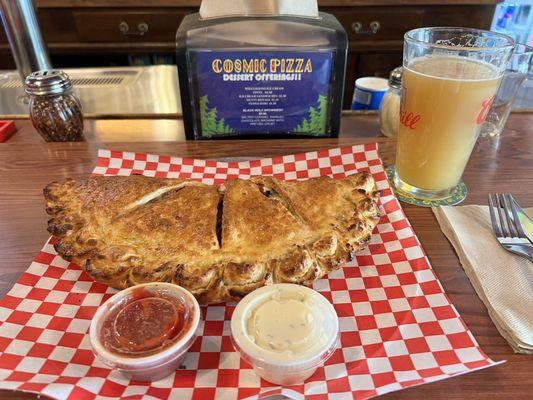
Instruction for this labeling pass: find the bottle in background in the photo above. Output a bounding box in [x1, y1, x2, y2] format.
[379, 67, 402, 138]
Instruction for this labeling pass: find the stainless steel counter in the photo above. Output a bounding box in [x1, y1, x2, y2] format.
[0, 64, 530, 119]
[0, 65, 181, 118]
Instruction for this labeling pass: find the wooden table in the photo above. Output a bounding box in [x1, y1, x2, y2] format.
[1, 114, 532, 399]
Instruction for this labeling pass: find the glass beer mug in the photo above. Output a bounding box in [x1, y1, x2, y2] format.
[393, 27, 514, 201]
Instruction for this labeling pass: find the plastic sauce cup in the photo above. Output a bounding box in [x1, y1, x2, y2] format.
[231, 283, 339, 385]
[89, 282, 200, 381]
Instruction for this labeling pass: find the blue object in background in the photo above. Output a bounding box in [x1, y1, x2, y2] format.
[497, 4, 517, 29]
[491, 1, 533, 46]
[351, 77, 388, 110]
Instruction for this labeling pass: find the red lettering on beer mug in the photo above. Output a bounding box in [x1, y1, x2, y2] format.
[476, 96, 495, 125]
[400, 110, 421, 130]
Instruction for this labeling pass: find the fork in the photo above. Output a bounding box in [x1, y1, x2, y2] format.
[488, 193, 533, 262]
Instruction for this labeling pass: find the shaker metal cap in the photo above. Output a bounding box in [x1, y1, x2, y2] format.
[389, 66, 402, 88]
[25, 70, 73, 96]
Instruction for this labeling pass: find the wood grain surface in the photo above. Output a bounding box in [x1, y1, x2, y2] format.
[0, 114, 531, 400]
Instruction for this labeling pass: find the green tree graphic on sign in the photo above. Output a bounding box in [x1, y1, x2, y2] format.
[293, 95, 328, 136]
[199, 95, 235, 138]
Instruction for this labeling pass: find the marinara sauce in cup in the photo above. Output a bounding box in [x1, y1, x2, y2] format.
[89, 282, 200, 381]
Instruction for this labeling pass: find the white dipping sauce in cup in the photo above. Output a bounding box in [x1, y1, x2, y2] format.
[231, 283, 339, 385]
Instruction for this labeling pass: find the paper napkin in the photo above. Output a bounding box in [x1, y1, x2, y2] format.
[433, 205, 533, 353]
[200, 0, 319, 19]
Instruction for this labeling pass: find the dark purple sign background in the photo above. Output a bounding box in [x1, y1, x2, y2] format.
[194, 51, 333, 135]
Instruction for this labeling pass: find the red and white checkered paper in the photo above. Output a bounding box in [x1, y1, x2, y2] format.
[0, 144, 501, 400]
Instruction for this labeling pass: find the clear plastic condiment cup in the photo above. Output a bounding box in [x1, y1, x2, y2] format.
[89, 282, 200, 381]
[231, 283, 339, 385]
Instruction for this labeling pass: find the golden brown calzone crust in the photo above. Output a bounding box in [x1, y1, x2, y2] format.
[44, 173, 379, 304]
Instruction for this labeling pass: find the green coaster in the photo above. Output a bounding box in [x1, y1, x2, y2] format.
[385, 165, 467, 207]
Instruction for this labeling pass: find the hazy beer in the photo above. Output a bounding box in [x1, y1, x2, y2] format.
[396, 57, 501, 192]
[394, 28, 514, 200]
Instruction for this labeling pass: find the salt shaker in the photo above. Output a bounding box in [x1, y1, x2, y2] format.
[379, 67, 402, 138]
[25, 70, 84, 142]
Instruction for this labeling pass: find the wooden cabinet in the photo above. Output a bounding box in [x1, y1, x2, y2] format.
[334, 7, 425, 42]
[0, 1, 498, 109]
[328, 4, 496, 107]
[73, 10, 189, 43]
[356, 53, 404, 78]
